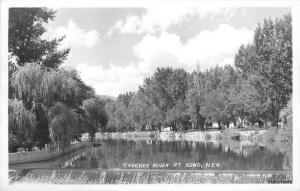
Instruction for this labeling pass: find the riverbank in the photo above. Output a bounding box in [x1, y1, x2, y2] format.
[95, 129, 268, 142]
[9, 142, 89, 165]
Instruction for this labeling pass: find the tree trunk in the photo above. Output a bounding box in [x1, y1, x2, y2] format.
[218, 121, 221, 130]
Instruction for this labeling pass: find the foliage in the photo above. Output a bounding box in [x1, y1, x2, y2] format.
[9, 62, 97, 150]
[82, 97, 108, 141]
[48, 102, 78, 149]
[105, 14, 292, 133]
[234, 13, 292, 126]
[32, 103, 50, 149]
[9, 8, 69, 69]
[9, 99, 36, 152]
[280, 98, 292, 129]
[8, 8, 101, 151]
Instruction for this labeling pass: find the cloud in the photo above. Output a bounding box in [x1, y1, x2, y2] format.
[108, 7, 236, 36]
[133, 32, 183, 74]
[134, 24, 254, 74]
[78, 24, 253, 97]
[43, 20, 100, 49]
[76, 63, 144, 97]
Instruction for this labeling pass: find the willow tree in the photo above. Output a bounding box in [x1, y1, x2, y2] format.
[9, 99, 36, 152]
[11, 63, 82, 106]
[82, 97, 108, 141]
[48, 102, 78, 150]
[10, 63, 86, 150]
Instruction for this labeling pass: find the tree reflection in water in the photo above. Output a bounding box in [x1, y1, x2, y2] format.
[58, 139, 291, 171]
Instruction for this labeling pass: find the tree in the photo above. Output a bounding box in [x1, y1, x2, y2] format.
[127, 94, 148, 131]
[32, 103, 50, 149]
[11, 63, 83, 108]
[234, 14, 292, 127]
[48, 102, 78, 150]
[9, 99, 36, 152]
[9, 63, 89, 150]
[105, 101, 117, 132]
[9, 8, 69, 69]
[186, 88, 201, 129]
[166, 99, 190, 131]
[198, 66, 237, 129]
[82, 97, 108, 141]
[8, 8, 75, 151]
[234, 45, 258, 78]
[187, 72, 207, 131]
[137, 67, 189, 131]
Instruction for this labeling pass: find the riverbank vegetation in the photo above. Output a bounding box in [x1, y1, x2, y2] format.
[8, 8, 292, 152]
[105, 14, 292, 134]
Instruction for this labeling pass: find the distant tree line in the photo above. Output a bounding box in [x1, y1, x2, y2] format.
[105, 14, 292, 132]
[8, 8, 108, 152]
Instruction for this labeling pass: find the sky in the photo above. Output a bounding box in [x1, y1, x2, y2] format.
[43, 7, 290, 97]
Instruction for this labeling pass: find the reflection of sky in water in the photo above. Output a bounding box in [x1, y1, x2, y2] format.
[58, 140, 292, 171]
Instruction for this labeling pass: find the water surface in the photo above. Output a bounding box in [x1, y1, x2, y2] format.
[11, 139, 291, 171]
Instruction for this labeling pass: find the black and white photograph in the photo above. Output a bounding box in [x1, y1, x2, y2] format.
[0, 0, 299, 189]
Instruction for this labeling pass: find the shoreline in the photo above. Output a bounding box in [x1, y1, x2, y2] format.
[95, 129, 268, 142]
[9, 142, 89, 165]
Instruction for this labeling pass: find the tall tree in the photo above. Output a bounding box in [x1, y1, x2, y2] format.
[9, 8, 69, 69]
[234, 14, 292, 127]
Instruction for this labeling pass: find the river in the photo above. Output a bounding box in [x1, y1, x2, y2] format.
[10, 139, 292, 171]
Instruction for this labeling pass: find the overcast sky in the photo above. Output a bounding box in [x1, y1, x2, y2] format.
[44, 7, 290, 97]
